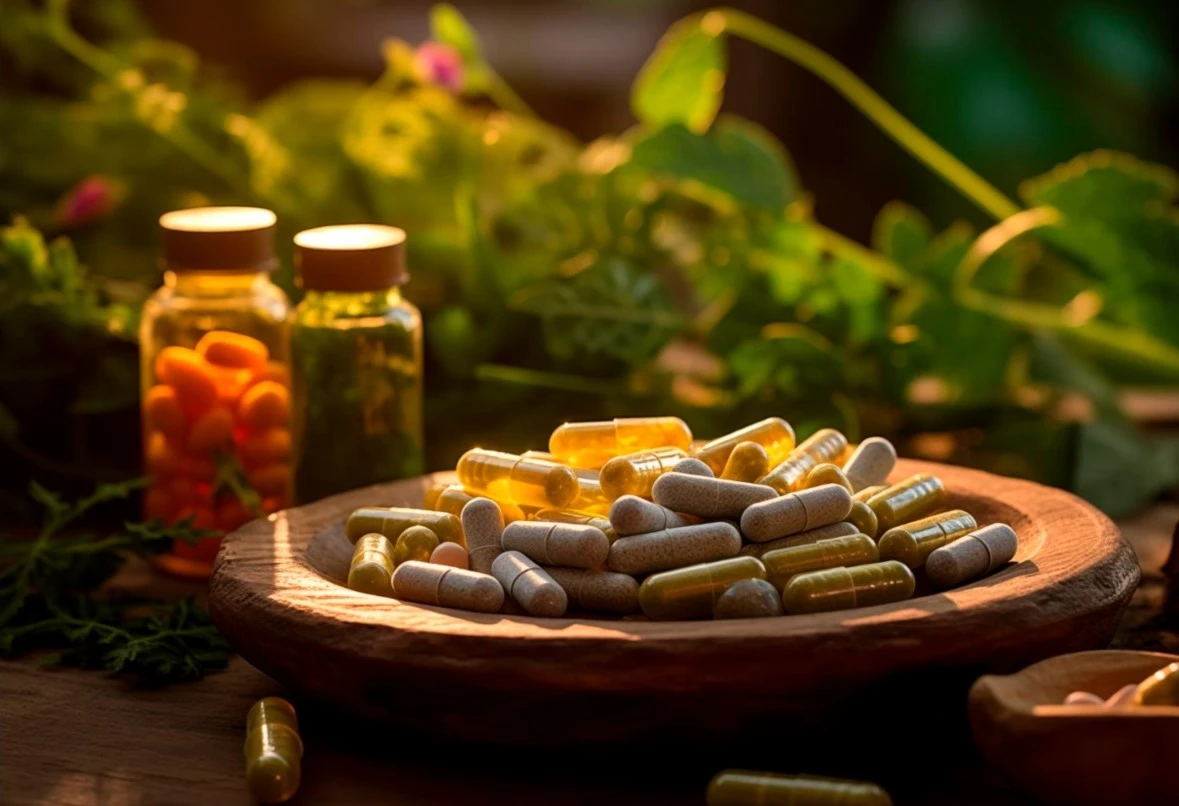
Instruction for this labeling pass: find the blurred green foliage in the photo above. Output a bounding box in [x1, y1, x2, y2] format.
[0, 1, 1177, 516]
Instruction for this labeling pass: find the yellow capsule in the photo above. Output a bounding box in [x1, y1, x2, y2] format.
[761, 534, 878, 589]
[432, 483, 525, 523]
[877, 509, 977, 569]
[720, 441, 771, 483]
[347, 533, 395, 596]
[549, 417, 692, 468]
[852, 484, 888, 503]
[846, 501, 879, 539]
[244, 697, 302, 804]
[393, 525, 439, 566]
[638, 556, 766, 620]
[533, 508, 618, 542]
[782, 561, 916, 615]
[456, 448, 580, 510]
[804, 463, 853, 493]
[696, 417, 796, 475]
[1133, 662, 1179, 706]
[566, 473, 613, 515]
[599, 447, 688, 499]
[758, 429, 848, 494]
[867, 474, 947, 533]
[707, 770, 892, 806]
[422, 481, 448, 510]
[345, 507, 463, 547]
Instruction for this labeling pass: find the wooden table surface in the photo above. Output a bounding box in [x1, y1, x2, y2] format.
[3, 502, 1176, 806]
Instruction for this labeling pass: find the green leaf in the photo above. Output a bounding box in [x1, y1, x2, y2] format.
[1072, 419, 1179, 518]
[631, 17, 725, 134]
[871, 202, 932, 268]
[1020, 150, 1177, 220]
[629, 118, 796, 210]
[430, 4, 482, 63]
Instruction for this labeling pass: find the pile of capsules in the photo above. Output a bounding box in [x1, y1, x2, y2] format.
[1062, 660, 1179, 708]
[342, 416, 1019, 620]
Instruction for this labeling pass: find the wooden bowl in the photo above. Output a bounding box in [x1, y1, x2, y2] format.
[210, 459, 1138, 747]
[970, 650, 1179, 806]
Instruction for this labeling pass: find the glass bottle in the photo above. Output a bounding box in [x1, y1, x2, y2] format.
[291, 224, 423, 503]
[140, 207, 293, 579]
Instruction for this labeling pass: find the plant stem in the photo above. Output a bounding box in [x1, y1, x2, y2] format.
[707, 7, 1021, 222]
[483, 71, 537, 118]
[813, 223, 916, 288]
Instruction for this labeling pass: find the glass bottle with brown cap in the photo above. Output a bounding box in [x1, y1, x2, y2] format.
[291, 224, 423, 503]
[140, 207, 293, 579]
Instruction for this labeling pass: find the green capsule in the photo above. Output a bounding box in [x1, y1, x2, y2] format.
[244, 697, 302, 804]
[866, 474, 946, 533]
[877, 509, 977, 569]
[761, 534, 878, 590]
[846, 501, 878, 539]
[713, 579, 782, 619]
[639, 556, 766, 620]
[393, 525, 439, 566]
[782, 561, 916, 615]
[347, 533, 395, 596]
[345, 507, 463, 547]
[707, 770, 892, 806]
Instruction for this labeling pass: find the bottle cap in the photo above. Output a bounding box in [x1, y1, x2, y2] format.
[294, 224, 408, 292]
[159, 207, 277, 272]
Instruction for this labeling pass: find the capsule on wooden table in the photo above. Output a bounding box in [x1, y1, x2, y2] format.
[696, 417, 796, 475]
[393, 525, 439, 566]
[1133, 662, 1179, 706]
[866, 474, 947, 533]
[544, 567, 640, 615]
[846, 501, 879, 539]
[707, 770, 892, 806]
[740, 484, 853, 542]
[534, 508, 618, 542]
[720, 441, 771, 483]
[842, 436, 898, 492]
[608, 495, 693, 537]
[672, 457, 715, 477]
[713, 578, 783, 619]
[804, 463, 853, 493]
[758, 428, 848, 494]
[925, 523, 1018, 589]
[433, 483, 525, 523]
[639, 556, 766, 620]
[492, 550, 568, 617]
[549, 417, 692, 468]
[761, 534, 879, 589]
[651, 473, 777, 520]
[739, 521, 860, 558]
[599, 447, 688, 499]
[347, 533, 395, 596]
[345, 507, 463, 547]
[782, 561, 916, 615]
[877, 509, 977, 569]
[461, 497, 505, 574]
[244, 697, 303, 804]
[608, 521, 742, 575]
[392, 561, 505, 612]
[456, 449, 580, 510]
[501, 520, 610, 569]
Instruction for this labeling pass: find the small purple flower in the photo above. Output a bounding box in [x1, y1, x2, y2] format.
[414, 42, 464, 94]
[56, 175, 117, 229]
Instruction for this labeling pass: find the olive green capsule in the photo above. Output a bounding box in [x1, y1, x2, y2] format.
[707, 770, 892, 806]
[347, 533, 395, 596]
[877, 509, 976, 569]
[782, 561, 916, 615]
[846, 501, 878, 539]
[244, 697, 302, 804]
[852, 484, 888, 503]
[761, 534, 879, 590]
[866, 474, 946, 533]
[1133, 661, 1179, 706]
[804, 463, 853, 493]
[393, 525, 439, 566]
[346, 507, 463, 547]
[638, 556, 766, 620]
[758, 428, 848, 494]
[713, 578, 782, 619]
[720, 441, 771, 483]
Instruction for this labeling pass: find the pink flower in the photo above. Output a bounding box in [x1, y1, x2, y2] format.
[56, 175, 118, 229]
[414, 42, 464, 93]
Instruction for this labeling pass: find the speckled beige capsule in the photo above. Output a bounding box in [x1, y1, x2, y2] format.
[461, 497, 505, 574]
[651, 473, 777, 520]
[544, 567, 640, 614]
[608, 521, 742, 575]
[853, 484, 888, 503]
[847, 500, 879, 539]
[533, 508, 618, 542]
[608, 495, 694, 537]
[758, 428, 848, 493]
[925, 523, 1018, 589]
[877, 509, 977, 568]
[739, 521, 860, 558]
[392, 560, 505, 613]
[866, 473, 947, 533]
[501, 520, 609, 569]
[492, 550, 568, 617]
[695, 417, 796, 475]
[740, 483, 854, 542]
[804, 463, 853, 493]
[719, 441, 770, 483]
[842, 436, 897, 492]
[671, 458, 714, 477]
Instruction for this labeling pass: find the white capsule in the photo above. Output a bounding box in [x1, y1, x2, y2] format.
[842, 436, 897, 492]
[501, 521, 609, 569]
[651, 473, 777, 520]
[392, 561, 504, 613]
[925, 523, 1018, 590]
[491, 550, 568, 617]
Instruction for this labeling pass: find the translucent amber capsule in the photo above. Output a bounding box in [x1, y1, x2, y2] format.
[533, 508, 618, 543]
[707, 770, 892, 806]
[761, 534, 879, 589]
[549, 417, 692, 468]
[782, 561, 916, 615]
[599, 447, 688, 499]
[696, 417, 796, 475]
[196, 330, 268, 371]
[866, 474, 947, 533]
[804, 463, 853, 493]
[432, 483, 524, 523]
[758, 428, 848, 494]
[244, 697, 302, 804]
[877, 509, 977, 569]
[345, 507, 463, 547]
[393, 525, 439, 566]
[638, 556, 767, 620]
[422, 482, 448, 509]
[720, 442, 771, 484]
[567, 473, 613, 515]
[1133, 662, 1179, 706]
[347, 533, 395, 596]
[456, 448, 580, 510]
